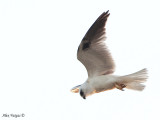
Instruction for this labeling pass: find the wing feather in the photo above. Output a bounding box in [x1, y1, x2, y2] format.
[77, 11, 115, 77]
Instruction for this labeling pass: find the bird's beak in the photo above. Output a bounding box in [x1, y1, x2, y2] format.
[83, 96, 86, 99]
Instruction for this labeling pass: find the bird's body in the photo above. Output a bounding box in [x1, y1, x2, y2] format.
[71, 10, 148, 99]
[79, 68, 147, 99]
[87, 75, 118, 93]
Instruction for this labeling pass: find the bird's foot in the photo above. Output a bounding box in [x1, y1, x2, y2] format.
[115, 83, 126, 91]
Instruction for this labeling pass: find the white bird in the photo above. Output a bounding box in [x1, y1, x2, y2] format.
[71, 10, 148, 99]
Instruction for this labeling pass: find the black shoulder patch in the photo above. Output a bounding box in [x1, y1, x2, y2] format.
[82, 42, 91, 50]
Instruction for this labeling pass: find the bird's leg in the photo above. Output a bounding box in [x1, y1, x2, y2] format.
[115, 83, 126, 91]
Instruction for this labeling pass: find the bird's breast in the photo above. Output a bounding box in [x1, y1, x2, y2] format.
[88, 75, 118, 92]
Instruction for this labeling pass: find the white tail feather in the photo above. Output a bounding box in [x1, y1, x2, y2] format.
[119, 68, 148, 91]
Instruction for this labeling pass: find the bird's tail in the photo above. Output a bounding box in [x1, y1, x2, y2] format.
[118, 68, 148, 91]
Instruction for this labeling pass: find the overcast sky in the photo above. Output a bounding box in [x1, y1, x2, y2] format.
[0, 0, 160, 120]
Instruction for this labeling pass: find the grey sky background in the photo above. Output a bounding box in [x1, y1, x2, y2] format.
[0, 0, 160, 120]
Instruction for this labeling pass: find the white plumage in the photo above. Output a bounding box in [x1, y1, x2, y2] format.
[71, 10, 148, 99]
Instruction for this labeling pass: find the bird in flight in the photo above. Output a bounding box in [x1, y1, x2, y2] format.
[71, 10, 148, 99]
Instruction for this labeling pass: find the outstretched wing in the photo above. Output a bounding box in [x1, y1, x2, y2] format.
[77, 11, 115, 77]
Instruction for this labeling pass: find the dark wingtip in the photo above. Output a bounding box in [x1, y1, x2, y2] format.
[97, 10, 110, 21]
[106, 10, 109, 14]
[81, 10, 110, 44]
[105, 10, 110, 18]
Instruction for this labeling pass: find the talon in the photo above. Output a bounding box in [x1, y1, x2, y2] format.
[115, 83, 126, 91]
[121, 84, 126, 88]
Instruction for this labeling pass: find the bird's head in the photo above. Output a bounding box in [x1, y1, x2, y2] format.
[80, 89, 86, 99]
[79, 82, 93, 99]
